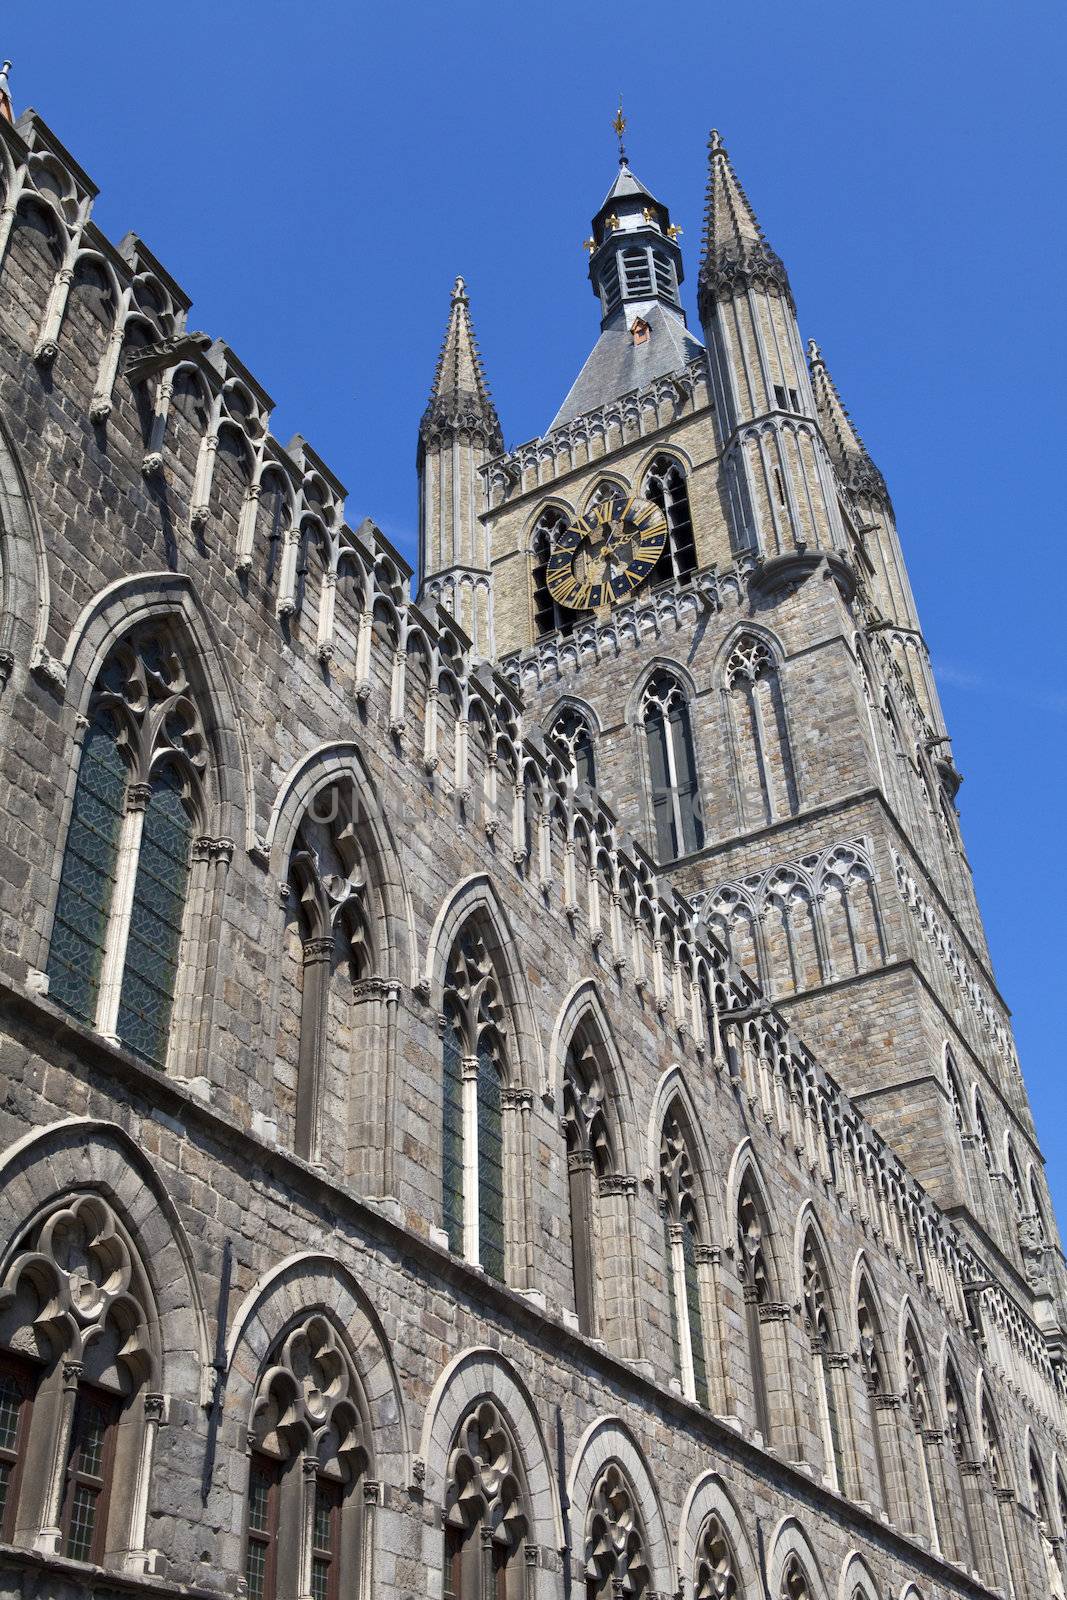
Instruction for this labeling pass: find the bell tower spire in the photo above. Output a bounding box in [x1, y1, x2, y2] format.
[417, 275, 503, 657]
[698, 129, 844, 565]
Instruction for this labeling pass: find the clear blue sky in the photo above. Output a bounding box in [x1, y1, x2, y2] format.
[10, 3, 1067, 1223]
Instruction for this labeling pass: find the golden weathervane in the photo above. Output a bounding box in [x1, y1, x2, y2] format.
[612, 96, 628, 163]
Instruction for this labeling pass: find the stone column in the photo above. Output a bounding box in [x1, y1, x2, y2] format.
[598, 1174, 642, 1361]
[35, 1358, 83, 1555]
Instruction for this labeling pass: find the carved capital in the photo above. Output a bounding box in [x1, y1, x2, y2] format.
[143, 1392, 166, 1423]
[0, 649, 14, 687]
[302, 937, 335, 965]
[598, 1173, 638, 1199]
[501, 1086, 534, 1112]
[62, 1359, 83, 1389]
[757, 1300, 792, 1324]
[89, 396, 112, 425]
[126, 782, 153, 813]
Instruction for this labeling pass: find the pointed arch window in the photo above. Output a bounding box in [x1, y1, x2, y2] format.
[903, 1327, 946, 1554]
[244, 1315, 370, 1600]
[856, 1281, 895, 1518]
[643, 455, 697, 586]
[725, 635, 797, 828]
[641, 670, 703, 860]
[1031, 1451, 1066, 1600]
[0, 1193, 160, 1565]
[563, 1033, 615, 1336]
[736, 1181, 773, 1442]
[801, 1231, 847, 1490]
[658, 1107, 708, 1405]
[284, 779, 380, 1168]
[974, 1093, 994, 1173]
[548, 706, 596, 789]
[584, 1463, 649, 1599]
[531, 508, 576, 637]
[781, 1557, 813, 1600]
[441, 928, 510, 1281]
[443, 1399, 531, 1599]
[944, 1047, 966, 1136]
[46, 626, 210, 1067]
[944, 1368, 981, 1573]
[693, 1514, 739, 1599]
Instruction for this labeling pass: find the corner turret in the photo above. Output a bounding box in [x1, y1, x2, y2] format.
[417, 276, 502, 657]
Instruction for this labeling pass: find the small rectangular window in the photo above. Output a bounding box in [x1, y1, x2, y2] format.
[0, 1355, 35, 1540]
[60, 1385, 120, 1564]
[773, 384, 787, 409]
[788, 387, 800, 410]
[245, 1454, 282, 1600]
[311, 1476, 342, 1600]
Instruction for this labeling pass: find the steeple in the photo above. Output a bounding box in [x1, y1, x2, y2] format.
[698, 128, 790, 320]
[419, 276, 502, 460]
[697, 128, 844, 565]
[548, 154, 704, 430]
[807, 339, 890, 510]
[417, 277, 502, 658]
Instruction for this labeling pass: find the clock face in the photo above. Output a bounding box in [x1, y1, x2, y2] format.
[544, 491, 668, 612]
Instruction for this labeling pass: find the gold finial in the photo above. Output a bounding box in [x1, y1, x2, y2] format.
[666, 223, 683, 241]
[582, 236, 596, 255]
[612, 95, 628, 164]
[606, 213, 621, 232]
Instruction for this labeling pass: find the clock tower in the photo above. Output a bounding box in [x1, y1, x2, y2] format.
[415, 128, 1044, 1297]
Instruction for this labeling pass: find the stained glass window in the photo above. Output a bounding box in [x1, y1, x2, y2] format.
[46, 716, 126, 1023]
[442, 1013, 465, 1256]
[477, 1039, 505, 1281]
[116, 765, 192, 1064]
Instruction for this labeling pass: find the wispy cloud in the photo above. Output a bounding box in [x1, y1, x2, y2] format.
[935, 660, 1067, 715]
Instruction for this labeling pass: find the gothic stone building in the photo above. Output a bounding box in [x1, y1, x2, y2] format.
[0, 65, 1063, 1600]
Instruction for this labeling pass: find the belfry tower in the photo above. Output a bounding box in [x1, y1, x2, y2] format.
[417, 126, 1066, 1350]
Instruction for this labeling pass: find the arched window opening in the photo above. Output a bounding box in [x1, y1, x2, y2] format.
[548, 706, 596, 789]
[444, 1400, 531, 1599]
[1006, 1142, 1025, 1220]
[244, 1315, 370, 1600]
[641, 671, 703, 861]
[643, 456, 697, 586]
[441, 928, 510, 1282]
[974, 1095, 994, 1174]
[781, 1556, 812, 1600]
[736, 1183, 772, 1442]
[531, 509, 577, 637]
[945, 1050, 966, 1136]
[1030, 1451, 1066, 1600]
[694, 1514, 739, 1600]
[904, 1328, 944, 1555]
[855, 1282, 895, 1518]
[801, 1232, 846, 1491]
[0, 1193, 159, 1564]
[944, 1369, 981, 1574]
[659, 1108, 709, 1406]
[46, 625, 209, 1067]
[284, 779, 379, 1168]
[563, 1034, 615, 1337]
[725, 635, 797, 829]
[584, 1464, 649, 1599]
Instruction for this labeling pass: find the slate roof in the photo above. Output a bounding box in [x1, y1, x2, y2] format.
[548, 303, 705, 432]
